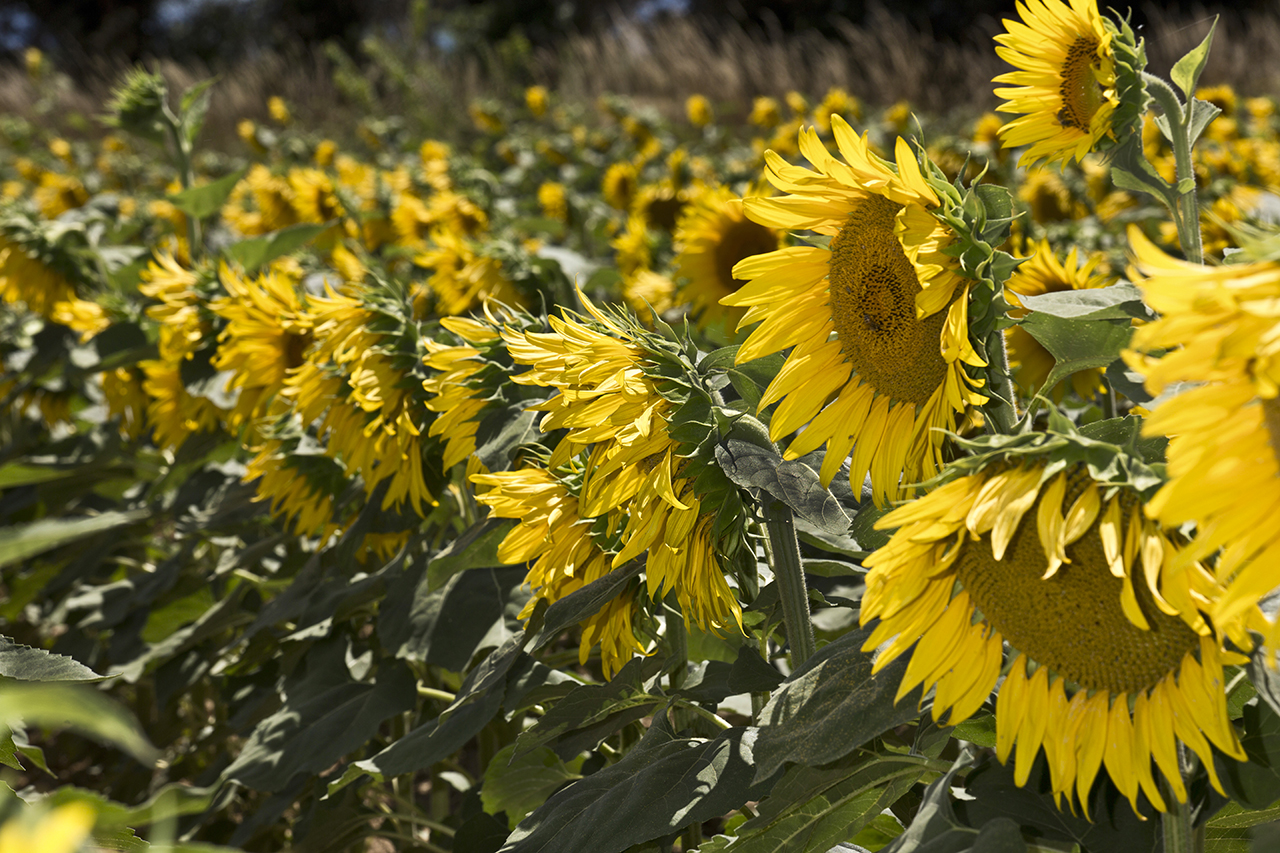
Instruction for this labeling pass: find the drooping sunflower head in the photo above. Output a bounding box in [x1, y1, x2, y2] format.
[474, 461, 648, 679]
[672, 183, 781, 328]
[1125, 226, 1280, 651]
[862, 437, 1245, 815]
[993, 0, 1146, 167]
[1005, 239, 1115, 401]
[723, 118, 988, 505]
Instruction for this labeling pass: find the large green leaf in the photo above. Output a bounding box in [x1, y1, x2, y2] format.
[531, 561, 644, 649]
[222, 221, 332, 272]
[1020, 314, 1134, 396]
[0, 682, 158, 765]
[500, 716, 772, 853]
[752, 624, 925, 782]
[1219, 700, 1280, 810]
[715, 440, 850, 535]
[719, 754, 929, 852]
[1170, 18, 1217, 99]
[513, 656, 665, 761]
[954, 758, 1159, 853]
[381, 561, 527, 671]
[0, 511, 145, 570]
[482, 743, 584, 829]
[425, 519, 513, 590]
[349, 631, 530, 783]
[222, 657, 417, 792]
[0, 636, 106, 682]
[1015, 283, 1150, 321]
[167, 168, 248, 220]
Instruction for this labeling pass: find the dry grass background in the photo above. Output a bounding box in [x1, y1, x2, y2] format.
[0, 3, 1275, 150]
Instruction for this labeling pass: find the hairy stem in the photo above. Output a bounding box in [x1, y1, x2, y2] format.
[763, 499, 816, 668]
[1143, 73, 1203, 264]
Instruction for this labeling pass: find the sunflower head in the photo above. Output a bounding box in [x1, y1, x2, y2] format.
[993, 0, 1147, 168]
[724, 118, 1024, 504]
[862, 424, 1244, 815]
[1125, 225, 1280, 650]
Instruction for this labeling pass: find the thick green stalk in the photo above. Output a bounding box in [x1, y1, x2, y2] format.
[1143, 73, 1203, 265]
[984, 329, 1019, 434]
[1161, 746, 1203, 853]
[763, 499, 816, 668]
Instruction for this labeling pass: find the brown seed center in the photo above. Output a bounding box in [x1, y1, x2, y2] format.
[827, 196, 948, 406]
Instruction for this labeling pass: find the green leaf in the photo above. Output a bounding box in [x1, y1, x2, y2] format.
[221, 659, 417, 792]
[727, 353, 786, 413]
[0, 462, 77, 488]
[1170, 17, 1217, 100]
[727, 646, 785, 695]
[1021, 315, 1133, 395]
[715, 440, 850, 535]
[950, 714, 996, 749]
[0, 511, 145, 570]
[0, 682, 158, 765]
[178, 77, 217, 147]
[501, 717, 772, 853]
[1187, 97, 1224, 147]
[700, 346, 740, 374]
[1015, 282, 1150, 321]
[752, 624, 926, 782]
[724, 754, 927, 853]
[1209, 801, 1280, 830]
[513, 656, 665, 760]
[166, 168, 247, 220]
[222, 221, 331, 272]
[531, 561, 645, 650]
[1218, 699, 1280, 810]
[382, 562, 527, 672]
[350, 632, 529, 784]
[955, 757, 1159, 853]
[426, 519, 512, 590]
[482, 743, 584, 829]
[0, 636, 106, 682]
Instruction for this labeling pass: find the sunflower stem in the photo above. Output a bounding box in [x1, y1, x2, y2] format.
[1161, 745, 1203, 853]
[763, 498, 816, 669]
[983, 329, 1018, 434]
[1142, 73, 1203, 265]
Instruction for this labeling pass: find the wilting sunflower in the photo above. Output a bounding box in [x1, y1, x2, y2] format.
[993, 0, 1121, 167]
[210, 262, 314, 430]
[474, 464, 647, 678]
[1006, 240, 1114, 400]
[417, 229, 526, 316]
[723, 118, 987, 505]
[673, 183, 781, 328]
[502, 300, 744, 635]
[1125, 227, 1280, 649]
[423, 316, 503, 470]
[862, 457, 1245, 814]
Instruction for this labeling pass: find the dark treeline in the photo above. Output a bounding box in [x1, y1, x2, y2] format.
[3, 0, 1269, 76]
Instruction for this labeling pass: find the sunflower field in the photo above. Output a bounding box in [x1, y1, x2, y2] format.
[7, 1, 1280, 851]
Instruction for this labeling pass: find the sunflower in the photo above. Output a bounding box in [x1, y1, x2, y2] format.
[474, 464, 647, 678]
[722, 118, 987, 506]
[210, 262, 314, 429]
[862, 458, 1245, 814]
[993, 0, 1120, 167]
[423, 316, 503, 470]
[416, 229, 526, 316]
[673, 184, 781, 328]
[1005, 240, 1114, 401]
[602, 162, 639, 212]
[0, 236, 77, 317]
[1125, 227, 1280, 650]
[502, 301, 744, 635]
